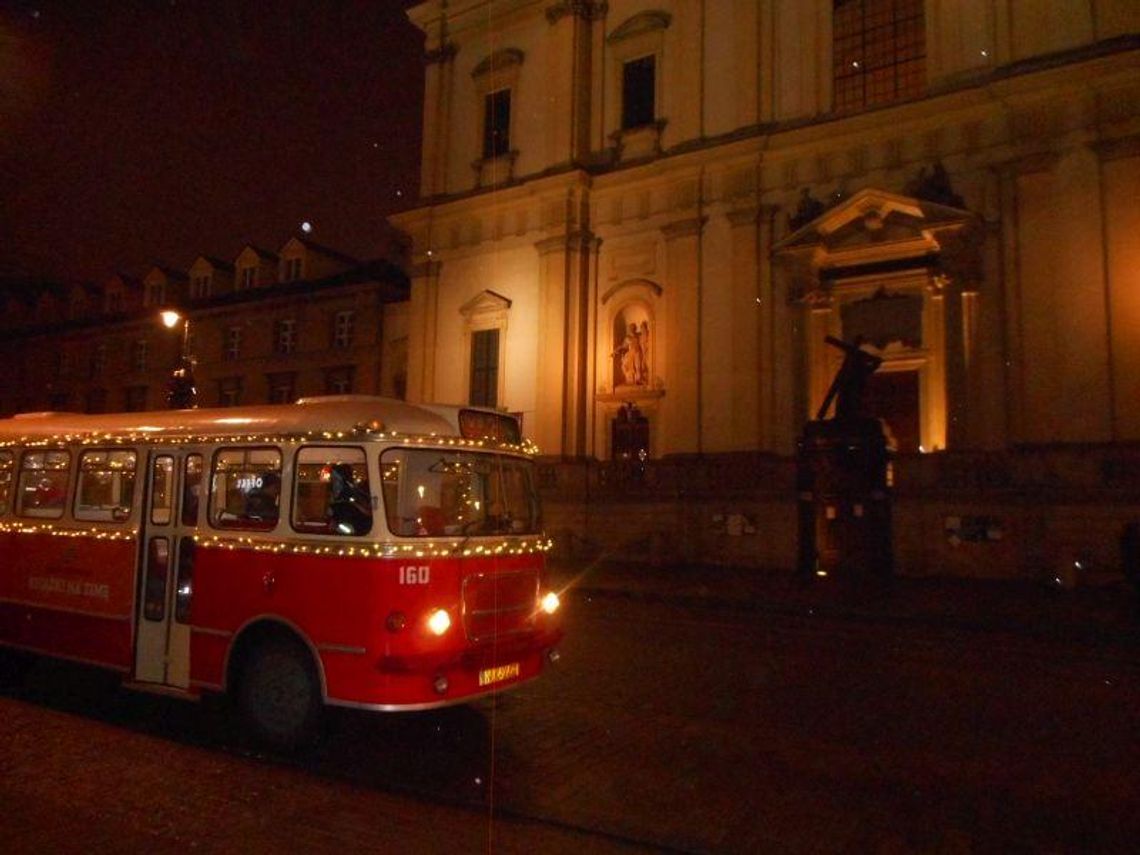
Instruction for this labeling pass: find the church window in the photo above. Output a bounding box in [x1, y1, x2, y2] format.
[833, 0, 925, 113]
[622, 55, 656, 130]
[469, 329, 500, 408]
[483, 89, 511, 159]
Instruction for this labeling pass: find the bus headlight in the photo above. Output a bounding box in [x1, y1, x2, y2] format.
[540, 591, 560, 615]
[426, 608, 451, 636]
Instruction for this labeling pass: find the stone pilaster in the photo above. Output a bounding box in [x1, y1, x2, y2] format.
[406, 259, 442, 403]
[661, 216, 705, 454]
[534, 231, 600, 456]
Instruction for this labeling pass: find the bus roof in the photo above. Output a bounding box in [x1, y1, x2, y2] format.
[0, 396, 510, 446]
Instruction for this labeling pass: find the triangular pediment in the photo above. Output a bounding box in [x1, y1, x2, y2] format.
[190, 255, 233, 275]
[773, 187, 974, 269]
[460, 289, 512, 318]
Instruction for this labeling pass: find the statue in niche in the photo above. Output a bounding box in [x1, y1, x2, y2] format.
[613, 320, 650, 386]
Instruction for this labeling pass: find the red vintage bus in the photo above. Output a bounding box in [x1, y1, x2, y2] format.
[0, 396, 562, 747]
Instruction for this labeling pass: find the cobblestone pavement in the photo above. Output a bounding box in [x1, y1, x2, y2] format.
[3, 575, 1140, 853]
[0, 667, 652, 854]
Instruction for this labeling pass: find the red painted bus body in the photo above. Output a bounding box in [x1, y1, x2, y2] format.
[0, 397, 562, 740]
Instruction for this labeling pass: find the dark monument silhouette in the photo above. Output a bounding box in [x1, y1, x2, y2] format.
[165, 357, 198, 410]
[797, 336, 893, 589]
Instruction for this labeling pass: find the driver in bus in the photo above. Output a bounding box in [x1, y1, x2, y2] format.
[327, 463, 371, 535]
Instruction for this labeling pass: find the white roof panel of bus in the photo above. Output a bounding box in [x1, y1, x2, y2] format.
[0, 396, 457, 443]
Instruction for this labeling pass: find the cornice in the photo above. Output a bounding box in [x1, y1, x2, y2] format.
[661, 217, 707, 241]
[545, 1, 608, 26]
[424, 42, 458, 66]
[534, 230, 600, 256]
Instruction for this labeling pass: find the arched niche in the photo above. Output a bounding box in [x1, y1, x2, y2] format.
[600, 278, 662, 394]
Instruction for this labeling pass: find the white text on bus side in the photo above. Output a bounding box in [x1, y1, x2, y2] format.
[399, 565, 430, 585]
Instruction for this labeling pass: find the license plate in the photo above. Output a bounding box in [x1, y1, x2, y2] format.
[478, 661, 520, 687]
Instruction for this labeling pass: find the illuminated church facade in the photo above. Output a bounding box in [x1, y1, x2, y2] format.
[392, 0, 1140, 459]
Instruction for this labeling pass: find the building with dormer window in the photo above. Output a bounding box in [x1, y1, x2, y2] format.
[278, 236, 359, 285]
[142, 266, 188, 310]
[188, 256, 234, 300]
[234, 245, 278, 290]
[0, 235, 409, 417]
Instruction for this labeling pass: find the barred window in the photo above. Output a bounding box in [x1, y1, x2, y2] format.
[218, 377, 243, 407]
[324, 365, 355, 395]
[131, 339, 148, 373]
[274, 319, 296, 355]
[333, 310, 355, 349]
[833, 0, 924, 113]
[224, 326, 242, 361]
[266, 371, 297, 404]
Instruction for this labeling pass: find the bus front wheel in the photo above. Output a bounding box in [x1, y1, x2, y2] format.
[237, 637, 321, 750]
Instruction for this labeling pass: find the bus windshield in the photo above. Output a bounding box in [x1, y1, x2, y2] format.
[380, 449, 540, 538]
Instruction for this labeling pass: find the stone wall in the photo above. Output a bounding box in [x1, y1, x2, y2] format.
[538, 445, 1140, 585]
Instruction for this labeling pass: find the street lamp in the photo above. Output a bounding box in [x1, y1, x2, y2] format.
[159, 309, 197, 409]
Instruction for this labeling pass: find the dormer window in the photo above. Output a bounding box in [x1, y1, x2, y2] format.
[621, 55, 656, 129]
[483, 89, 511, 159]
[191, 274, 211, 299]
[145, 282, 166, 307]
[239, 266, 256, 289]
[285, 258, 303, 282]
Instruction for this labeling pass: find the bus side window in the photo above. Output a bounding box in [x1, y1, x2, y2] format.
[291, 446, 371, 536]
[181, 454, 203, 526]
[75, 449, 137, 522]
[17, 450, 70, 519]
[210, 447, 282, 531]
[150, 456, 175, 525]
[0, 450, 13, 516]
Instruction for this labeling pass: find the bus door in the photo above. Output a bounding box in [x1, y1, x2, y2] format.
[134, 449, 202, 688]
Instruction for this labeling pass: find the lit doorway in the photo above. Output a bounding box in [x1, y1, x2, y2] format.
[863, 369, 920, 452]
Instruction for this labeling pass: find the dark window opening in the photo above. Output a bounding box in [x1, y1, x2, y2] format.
[622, 55, 656, 130]
[483, 89, 511, 159]
[469, 329, 500, 408]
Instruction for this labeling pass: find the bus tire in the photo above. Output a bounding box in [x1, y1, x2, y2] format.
[237, 637, 321, 751]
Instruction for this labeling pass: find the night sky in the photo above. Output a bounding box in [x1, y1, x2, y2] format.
[0, 0, 425, 283]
